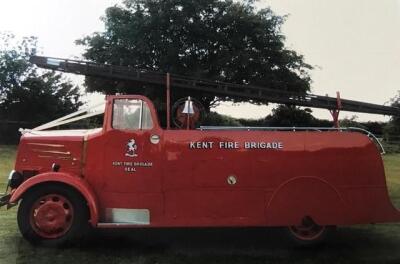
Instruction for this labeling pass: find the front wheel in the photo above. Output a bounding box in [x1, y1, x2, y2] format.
[286, 216, 335, 247]
[17, 184, 89, 246]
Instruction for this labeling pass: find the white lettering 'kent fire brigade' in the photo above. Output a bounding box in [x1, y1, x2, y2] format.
[189, 141, 284, 150]
[125, 139, 138, 157]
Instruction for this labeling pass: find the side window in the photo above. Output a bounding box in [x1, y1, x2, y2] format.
[112, 99, 154, 130]
[141, 102, 154, 129]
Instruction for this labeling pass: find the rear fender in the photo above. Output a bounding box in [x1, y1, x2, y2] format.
[9, 172, 99, 227]
[266, 177, 349, 226]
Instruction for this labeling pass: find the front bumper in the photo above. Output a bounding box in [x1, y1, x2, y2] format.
[0, 193, 11, 208]
[0, 170, 22, 209]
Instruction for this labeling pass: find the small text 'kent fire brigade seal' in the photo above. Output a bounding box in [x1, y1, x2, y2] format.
[189, 141, 283, 149]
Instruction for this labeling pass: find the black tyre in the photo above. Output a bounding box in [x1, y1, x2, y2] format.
[17, 184, 89, 246]
[285, 216, 335, 247]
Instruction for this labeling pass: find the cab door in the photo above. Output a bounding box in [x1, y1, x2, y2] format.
[100, 97, 163, 223]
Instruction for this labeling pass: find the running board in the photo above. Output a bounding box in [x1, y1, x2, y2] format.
[97, 223, 149, 228]
[102, 208, 150, 226]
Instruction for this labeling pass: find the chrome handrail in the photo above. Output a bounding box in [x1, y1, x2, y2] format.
[198, 126, 385, 154]
[347, 127, 385, 155]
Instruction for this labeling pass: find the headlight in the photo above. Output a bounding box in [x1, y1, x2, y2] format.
[8, 170, 23, 189]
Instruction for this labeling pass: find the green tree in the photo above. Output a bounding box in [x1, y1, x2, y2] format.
[264, 105, 317, 127]
[203, 111, 243, 127]
[77, 0, 312, 120]
[383, 91, 400, 142]
[339, 115, 367, 129]
[0, 33, 81, 126]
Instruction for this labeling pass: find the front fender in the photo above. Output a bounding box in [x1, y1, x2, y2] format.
[10, 172, 99, 227]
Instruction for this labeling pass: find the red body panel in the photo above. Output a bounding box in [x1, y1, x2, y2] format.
[13, 95, 400, 228]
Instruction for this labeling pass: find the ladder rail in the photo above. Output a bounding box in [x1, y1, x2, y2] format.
[30, 55, 400, 116]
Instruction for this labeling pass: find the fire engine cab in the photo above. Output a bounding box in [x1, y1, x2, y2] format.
[1, 56, 400, 247]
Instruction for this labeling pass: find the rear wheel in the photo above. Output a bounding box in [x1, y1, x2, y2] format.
[17, 184, 89, 246]
[286, 216, 334, 246]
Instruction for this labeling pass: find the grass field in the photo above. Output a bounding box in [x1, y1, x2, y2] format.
[1, 145, 400, 264]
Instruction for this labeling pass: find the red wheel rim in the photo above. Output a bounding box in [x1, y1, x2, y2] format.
[289, 218, 325, 241]
[29, 194, 74, 239]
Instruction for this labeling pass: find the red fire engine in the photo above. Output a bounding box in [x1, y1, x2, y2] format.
[1, 56, 400, 246]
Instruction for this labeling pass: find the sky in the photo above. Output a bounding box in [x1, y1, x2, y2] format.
[0, 0, 399, 122]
